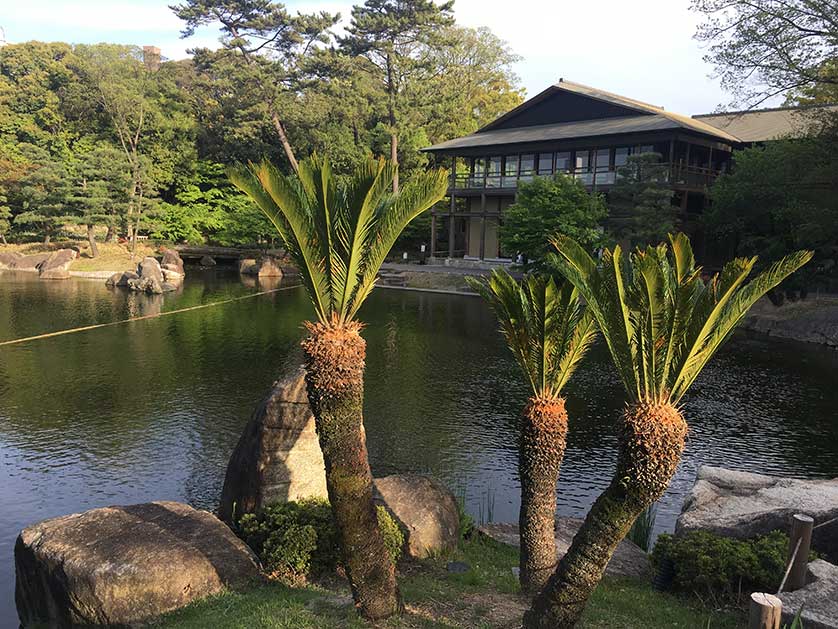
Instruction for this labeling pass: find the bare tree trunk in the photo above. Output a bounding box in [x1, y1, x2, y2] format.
[519, 397, 568, 594]
[523, 402, 687, 628]
[44, 232, 51, 245]
[271, 110, 299, 174]
[301, 321, 402, 621]
[87, 224, 99, 258]
[386, 54, 398, 193]
[1, 232, 7, 245]
[390, 133, 399, 193]
[105, 225, 115, 243]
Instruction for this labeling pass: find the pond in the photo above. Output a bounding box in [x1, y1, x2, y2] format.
[1, 269, 837, 623]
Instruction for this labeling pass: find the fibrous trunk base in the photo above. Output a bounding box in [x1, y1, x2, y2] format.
[524, 401, 687, 628]
[519, 396, 568, 593]
[301, 320, 401, 620]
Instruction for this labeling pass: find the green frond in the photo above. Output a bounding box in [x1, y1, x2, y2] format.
[468, 269, 596, 399]
[549, 233, 812, 405]
[229, 155, 447, 326]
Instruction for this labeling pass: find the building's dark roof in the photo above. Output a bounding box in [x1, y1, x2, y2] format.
[693, 105, 838, 142]
[424, 79, 741, 153]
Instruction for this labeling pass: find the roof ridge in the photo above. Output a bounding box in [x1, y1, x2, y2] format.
[694, 103, 838, 118]
[555, 79, 666, 113]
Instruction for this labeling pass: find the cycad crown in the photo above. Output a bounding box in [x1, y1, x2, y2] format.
[467, 270, 597, 401]
[229, 154, 448, 325]
[548, 233, 812, 405]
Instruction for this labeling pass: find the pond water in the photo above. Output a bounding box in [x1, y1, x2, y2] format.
[1, 269, 837, 625]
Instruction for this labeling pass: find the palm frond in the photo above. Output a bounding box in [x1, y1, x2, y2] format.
[549, 233, 812, 405]
[467, 269, 596, 399]
[229, 155, 447, 326]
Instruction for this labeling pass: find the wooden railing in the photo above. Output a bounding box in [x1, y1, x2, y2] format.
[452, 162, 722, 191]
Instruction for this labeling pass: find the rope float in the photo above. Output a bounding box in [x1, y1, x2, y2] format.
[0, 284, 301, 348]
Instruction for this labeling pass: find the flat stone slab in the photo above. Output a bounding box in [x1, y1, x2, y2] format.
[778, 560, 838, 629]
[15, 501, 260, 627]
[479, 517, 650, 579]
[676, 466, 838, 561]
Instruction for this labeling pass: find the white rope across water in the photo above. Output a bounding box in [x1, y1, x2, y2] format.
[0, 285, 301, 348]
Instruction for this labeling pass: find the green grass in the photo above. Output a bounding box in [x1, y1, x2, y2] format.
[154, 535, 745, 628]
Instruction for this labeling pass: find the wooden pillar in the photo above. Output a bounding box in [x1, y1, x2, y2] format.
[448, 158, 456, 259]
[786, 514, 814, 591]
[748, 593, 782, 629]
[479, 193, 486, 260]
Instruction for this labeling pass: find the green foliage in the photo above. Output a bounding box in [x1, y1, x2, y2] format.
[499, 174, 608, 266]
[609, 153, 678, 247]
[237, 498, 403, 579]
[467, 270, 597, 399]
[229, 154, 448, 325]
[548, 233, 811, 404]
[652, 530, 814, 600]
[706, 134, 838, 291]
[627, 504, 657, 552]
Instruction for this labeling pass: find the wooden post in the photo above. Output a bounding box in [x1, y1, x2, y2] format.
[430, 213, 437, 258]
[448, 158, 457, 259]
[786, 514, 814, 591]
[749, 593, 782, 629]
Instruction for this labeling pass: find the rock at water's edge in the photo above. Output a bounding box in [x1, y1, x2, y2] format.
[161, 248, 185, 275]
[106, 270, 139, 287]
[200, 255, 216, 267]
[479, 519, 650, 579]
[38, 249, 77, 280]
[257, 256, 283, 278]
[373, 475, 460, 559]
[138, 256, 164, 283]
[778, 559, 838, 629]
[15, 501, 260, 627]
[218, 367, 327, 522]
[239, 258, 258, 275]
[676, 466, 838, 562]
[0, 251, 23, 269]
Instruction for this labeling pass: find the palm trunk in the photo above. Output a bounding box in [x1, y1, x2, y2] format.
[301, 320, 402, 620]
[519, 396, 568, 593]
[524, 401, 687, 628]
[87, 224, 99, 258]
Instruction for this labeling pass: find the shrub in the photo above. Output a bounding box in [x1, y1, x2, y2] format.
[651, 530, 813, 601]
[237, 498, 404, 580]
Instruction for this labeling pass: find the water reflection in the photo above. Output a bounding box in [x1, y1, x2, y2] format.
[1, 270, 837, 622]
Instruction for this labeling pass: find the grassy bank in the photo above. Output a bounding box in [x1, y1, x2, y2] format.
[155, 536, 744, 629]
[1, 241, 157, 273]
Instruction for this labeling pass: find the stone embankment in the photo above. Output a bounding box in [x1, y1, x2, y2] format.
[742, 296, 838, 347]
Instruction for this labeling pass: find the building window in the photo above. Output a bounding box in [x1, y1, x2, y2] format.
[614, 147, 631, 168]
[520, 154, 535, 182]
[537, 153, 553, 176]
[503, 155, 518, 187]
[487, 156, 502, 188]
[594, 148, 613, 185]
[555, 151, 572, 173]
[575, 150, 593, 185]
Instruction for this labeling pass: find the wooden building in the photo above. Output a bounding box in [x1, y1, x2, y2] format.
[421, 79, 829, 263]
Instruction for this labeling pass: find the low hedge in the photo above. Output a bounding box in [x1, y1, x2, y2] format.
[652, 529, 814, 601]
[236, 498, 404, 580]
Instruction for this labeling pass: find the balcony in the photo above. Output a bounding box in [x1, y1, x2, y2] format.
[452, 162, 722, 193]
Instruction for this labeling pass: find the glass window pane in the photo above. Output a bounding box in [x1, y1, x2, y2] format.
[555, 151, 571, 172]
[488, 156, 502, 175]
[614, 147, 631, 168]
[520, 154, 535, 174]
[595, 149, 611, 170]
[575, 150, 591, 171]
[504, 155, 519, 177]
[473, 157, 485, 174]
[537, 153, 553, 175]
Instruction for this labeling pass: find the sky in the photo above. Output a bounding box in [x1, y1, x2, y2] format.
[1, 0, 739, 115]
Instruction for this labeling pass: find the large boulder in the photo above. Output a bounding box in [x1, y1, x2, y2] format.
[479, 519, 650, 579]
[128, 276, 164, 294]
[778, 560, 838, 629]
[373, 475, 460, 559]
[257, 256, 283, 278]
[676, 466, 838, 561]
[9, 252, 50, 271]
[0, 251, 22, 269]
[219, 367, 327, 523]
[138, 256, 164, 283]
[161, 248, 185, 275]
[200, 255, 216, 267]
[162, 268, 184, 284]
[239, 258, 259, 276]
[38, 248, 77, 280]
[106, 270, 139, 288]
[14, 501, 260, 627]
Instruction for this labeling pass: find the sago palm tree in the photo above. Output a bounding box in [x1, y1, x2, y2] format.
[468, 270, 596, 593]
[524, 233, 811, 628]
[229, 155, 448, 620]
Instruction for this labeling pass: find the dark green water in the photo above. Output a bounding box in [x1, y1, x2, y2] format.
[1, 269, 837, 625]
